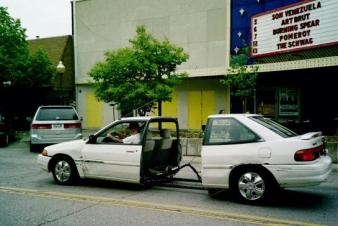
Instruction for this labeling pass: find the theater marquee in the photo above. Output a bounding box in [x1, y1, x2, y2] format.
[251, 0, 338, 57]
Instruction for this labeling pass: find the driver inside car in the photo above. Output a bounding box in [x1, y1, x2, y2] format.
[106, 122, 141, 144]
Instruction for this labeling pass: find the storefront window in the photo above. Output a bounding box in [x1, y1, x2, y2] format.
[278, 88, 300, 116]
[257, 89, 275, 117]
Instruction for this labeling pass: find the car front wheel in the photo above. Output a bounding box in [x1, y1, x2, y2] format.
[52, 158, 78, 185]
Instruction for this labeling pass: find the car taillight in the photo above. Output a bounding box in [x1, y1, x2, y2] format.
[64, 123, 81, 129]
[294, 145, 323, 161]
[31, 124, 52, 129]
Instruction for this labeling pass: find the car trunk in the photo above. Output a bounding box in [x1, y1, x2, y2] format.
[31, 120, 82, 139]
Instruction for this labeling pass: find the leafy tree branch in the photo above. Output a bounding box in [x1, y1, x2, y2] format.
[89, 25, 189, 116]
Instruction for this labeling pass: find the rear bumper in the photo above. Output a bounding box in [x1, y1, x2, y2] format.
[31, 133, 82, 145]
[37, 154, 52, 172]
[266, 156, 332, 188]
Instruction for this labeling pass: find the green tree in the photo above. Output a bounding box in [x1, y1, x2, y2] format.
[0, 7, 55, 88]
[24, 48, 55, 87]
[221, 46, 258, 113]
[0, 6, 29, 85]
[89, 25, 189, 116]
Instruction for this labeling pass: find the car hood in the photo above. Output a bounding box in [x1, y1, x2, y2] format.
[45, 139, 87, 156]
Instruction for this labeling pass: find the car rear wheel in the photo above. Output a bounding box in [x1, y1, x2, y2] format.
[231, 168, 275, 204]
[52, 158, 78, 185]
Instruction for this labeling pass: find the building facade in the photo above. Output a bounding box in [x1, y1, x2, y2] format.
[73, 0, 337, 134]
[29, 35, 75, 106]
[73, 0, 231, 130]
[231, 0, 338, 134]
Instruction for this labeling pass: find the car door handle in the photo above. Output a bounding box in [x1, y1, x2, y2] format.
[126, 150, 137, 153]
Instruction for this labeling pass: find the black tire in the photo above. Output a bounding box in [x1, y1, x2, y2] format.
[230, 167, 276, 204]
[207, 188, 222, 197]
[30, 143, 36, 152]
[52, 157, 78, 185]
[0, 134, 9, 147]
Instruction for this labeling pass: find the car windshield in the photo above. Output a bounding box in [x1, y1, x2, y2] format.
[249, 116, 298, 138]
[36, 107, 79, 121]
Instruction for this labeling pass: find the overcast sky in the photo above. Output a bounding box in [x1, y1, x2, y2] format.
[1, 0, 72, 40]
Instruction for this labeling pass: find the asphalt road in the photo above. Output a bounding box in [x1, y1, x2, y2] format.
[0, 141, 337, 226]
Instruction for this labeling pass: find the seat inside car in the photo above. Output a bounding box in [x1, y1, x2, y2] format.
[152, 129, 172, 170]
[142, 131, 156, 172]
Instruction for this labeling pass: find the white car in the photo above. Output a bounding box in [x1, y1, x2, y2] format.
[38, 117, 182, 185]
[201, 114, 332, 203]
[38, 115, 331, 204]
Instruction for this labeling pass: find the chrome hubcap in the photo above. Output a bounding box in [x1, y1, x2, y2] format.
[55, 160, 71, 182]
[238, 172, 265, 201]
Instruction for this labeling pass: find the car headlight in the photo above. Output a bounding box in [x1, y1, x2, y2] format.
[41, 149, 48, 156]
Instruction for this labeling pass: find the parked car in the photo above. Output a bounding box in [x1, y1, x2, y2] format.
[37, 114, 331, 204]
[37, 117, 181, 184]
[0, 112, 14, 147]
[201, 114, 332, 203]
[30, 106, 82, 152]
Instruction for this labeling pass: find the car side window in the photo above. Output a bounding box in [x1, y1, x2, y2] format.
[206, 118, 259, 145]
[96, 123, 130, 144]
[95, 121, 145, 145]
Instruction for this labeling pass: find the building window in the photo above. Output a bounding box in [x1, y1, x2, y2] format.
[278, 88, 300, 116]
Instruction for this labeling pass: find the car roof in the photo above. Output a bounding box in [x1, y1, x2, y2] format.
[120, 116, 177, 122]
[39, 105, 74, 108]
[208, 114, 259, 119]
[93, 116, 178, 136]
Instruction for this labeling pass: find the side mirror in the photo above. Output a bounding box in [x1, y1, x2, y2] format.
[201, 124, 206, 131]
[88, 134, 96, 144]
[26, 117, 32, 123]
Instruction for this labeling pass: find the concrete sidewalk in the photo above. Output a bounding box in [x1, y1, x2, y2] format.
[181, 156, 202, 168]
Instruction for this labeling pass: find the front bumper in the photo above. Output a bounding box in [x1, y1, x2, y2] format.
[37, 154, 52, 172]
[266, 156, 332, 188]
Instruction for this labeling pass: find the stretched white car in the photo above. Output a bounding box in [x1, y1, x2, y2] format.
[38, 114, 331, 204]
[201, 114, 332, 203]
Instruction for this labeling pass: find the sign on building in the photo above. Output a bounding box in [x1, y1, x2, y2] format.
[251, 0, 338, 57]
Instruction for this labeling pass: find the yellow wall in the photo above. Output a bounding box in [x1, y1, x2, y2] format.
[202, 90, 216, 125]
[188, 91, 202, 129]
[188, 90, 216, 129]
[80, 80, 230, 130]
[86, 92, 103, 128]
[162, 92, 177, 117]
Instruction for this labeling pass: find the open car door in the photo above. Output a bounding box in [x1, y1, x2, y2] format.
[141, 118, 182, 179]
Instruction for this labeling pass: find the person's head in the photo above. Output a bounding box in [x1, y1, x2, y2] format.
[129, 122, 140, 134]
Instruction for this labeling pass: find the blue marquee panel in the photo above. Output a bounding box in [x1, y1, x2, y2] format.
[231, 0, 303, 55]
